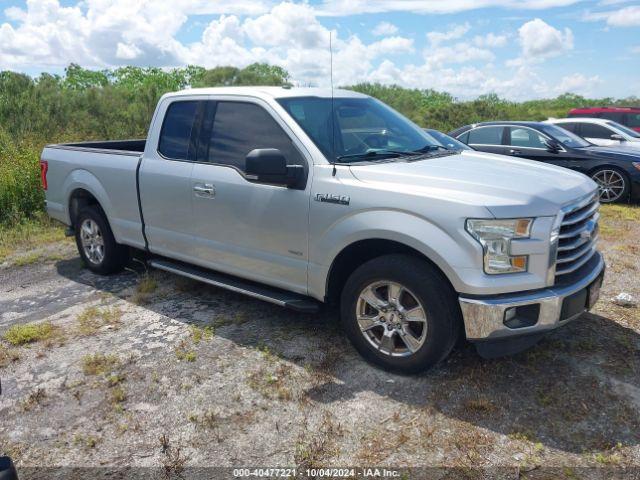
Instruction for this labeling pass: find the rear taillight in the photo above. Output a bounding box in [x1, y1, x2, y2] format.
[40, 160, 48, 190]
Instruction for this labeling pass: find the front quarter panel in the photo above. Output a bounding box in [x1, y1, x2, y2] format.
[307, 165, 555, 300]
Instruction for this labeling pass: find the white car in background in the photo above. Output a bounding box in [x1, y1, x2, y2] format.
[548, 117, 640, 149]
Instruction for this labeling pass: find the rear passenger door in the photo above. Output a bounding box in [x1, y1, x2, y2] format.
[188, 99, 311, 294]
[462, 126, 506, 154]
[139, 99, 204, 259]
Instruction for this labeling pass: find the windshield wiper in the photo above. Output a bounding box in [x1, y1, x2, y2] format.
[335, 149, 414, 162]
[408, 145, 450, 154]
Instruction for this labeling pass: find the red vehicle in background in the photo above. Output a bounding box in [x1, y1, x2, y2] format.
[568, 107, 640, 132]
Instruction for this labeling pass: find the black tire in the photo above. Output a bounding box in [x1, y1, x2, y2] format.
[75, 205, 128, 275]
[590, 167, 630, 204]
[340, 254, 461, 374]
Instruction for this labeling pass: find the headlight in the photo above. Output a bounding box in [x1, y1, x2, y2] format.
[466, 218, 533, 274]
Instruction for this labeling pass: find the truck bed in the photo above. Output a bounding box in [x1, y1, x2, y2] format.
[42, 139, 147, 251]
[50, 139, 146, 153]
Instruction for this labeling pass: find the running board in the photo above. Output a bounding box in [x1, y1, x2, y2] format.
[148, 258, 320, 313]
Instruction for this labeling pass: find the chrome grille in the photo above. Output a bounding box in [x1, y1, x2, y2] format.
[555, 193, 599, 280]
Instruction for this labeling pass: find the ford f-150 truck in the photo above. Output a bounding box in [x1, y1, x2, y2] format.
[42, 87, 605, 373]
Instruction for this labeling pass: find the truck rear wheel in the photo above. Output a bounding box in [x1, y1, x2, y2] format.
[340, 254, 461, 373]
[75, 205, 128, 275]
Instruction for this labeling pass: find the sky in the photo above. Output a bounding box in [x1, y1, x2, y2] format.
[0, 0, 639, 100]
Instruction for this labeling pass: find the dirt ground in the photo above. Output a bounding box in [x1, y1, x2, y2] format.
[1, 205, 639, 479]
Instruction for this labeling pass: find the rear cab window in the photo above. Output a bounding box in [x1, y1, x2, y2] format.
[158, 101, 201, 160]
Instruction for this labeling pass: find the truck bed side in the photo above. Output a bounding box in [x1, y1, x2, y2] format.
[42, 142, 146, 250]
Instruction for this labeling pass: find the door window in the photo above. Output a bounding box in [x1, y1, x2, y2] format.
[580, 123, 614, 140]
[557, 122, 578, 133]
[507, 127, 548, 148]
[627, 113, 640, 129]
[158, 101, 200, 160]
[467, 126, 504, 145]
[206, 102, 302, 171]
[599, 112, 625, 123]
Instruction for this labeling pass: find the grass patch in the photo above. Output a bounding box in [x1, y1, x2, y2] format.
[0, 214, 67, 264]
[73, 434, 98, 449]
[175, 341, 196, 362]
[21, 388, 47, 411]
[599, 204, 640, 241]
[0, 345, 21, 368]
[3, 321, 55, 346]
[131, 274, 158, 304]
[247, 363, 293, 401]
[81, 353, 120, 376]
[76, 306, 123, 335]
[190, 325, 214, 344]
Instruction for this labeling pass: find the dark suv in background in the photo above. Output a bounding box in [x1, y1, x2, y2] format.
[450, 121, 640, 203]
[568, 107, 640, 133]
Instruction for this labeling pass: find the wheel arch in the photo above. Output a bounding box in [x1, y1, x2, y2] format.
[324, 237, 458, 305]
[63, 169, 116, 233]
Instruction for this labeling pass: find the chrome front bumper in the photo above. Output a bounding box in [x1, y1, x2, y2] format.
[459, 252, 605, 341]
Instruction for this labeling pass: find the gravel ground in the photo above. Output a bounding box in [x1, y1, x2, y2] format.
[1, 205, 639, 479]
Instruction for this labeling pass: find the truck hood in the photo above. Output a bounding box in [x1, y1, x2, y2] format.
[348, 150, 596, 218]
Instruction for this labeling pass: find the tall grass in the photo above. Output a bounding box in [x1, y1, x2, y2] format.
[0, 129, 44, 225]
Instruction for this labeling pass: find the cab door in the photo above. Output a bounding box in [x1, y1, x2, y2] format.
[187, 99, 311, 294]
[139, 99, 204, 259]
[504, 126, 572, 169]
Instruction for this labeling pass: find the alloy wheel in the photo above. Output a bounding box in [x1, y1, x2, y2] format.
[592, 169, 626, 203]
[80, 218, 105, 265]
[355, 281, 428, 357]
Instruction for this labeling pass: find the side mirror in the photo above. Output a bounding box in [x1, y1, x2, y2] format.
[610, 134, 625, 142]
[546, 139, 561, 152]
[245, 149, 303, 188]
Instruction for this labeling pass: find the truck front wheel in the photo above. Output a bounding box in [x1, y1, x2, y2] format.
[75, 206, 128, 275]
[340, 254, 461, 373]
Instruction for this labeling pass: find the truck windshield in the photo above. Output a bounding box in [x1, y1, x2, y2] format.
[277, 96, 445, 162]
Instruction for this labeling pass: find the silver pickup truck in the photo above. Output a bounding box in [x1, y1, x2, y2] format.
[42, 87, 605, 373]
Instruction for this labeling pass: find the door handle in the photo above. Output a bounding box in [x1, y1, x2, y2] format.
[509, 149, 522, 155]
[193, 184, 215, 196]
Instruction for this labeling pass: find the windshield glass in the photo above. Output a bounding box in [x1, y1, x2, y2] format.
[277, 96, 444, 162]
[607, 121, 640, 138]
[541, 124, 591, 148]
[425, 129, 471, 150]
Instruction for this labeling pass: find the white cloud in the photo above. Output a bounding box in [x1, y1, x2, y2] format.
[243, 3, 327, 48]
[372, 21, 398, 36]
[512, 18, 573, 63]
[600, 5, 640, 26]
[553, 73, 601, 95]
[583, 5, 640, 26]
[116, 42, 143, 60]
[315, 0, 583, 16]
[633, 45, 640, 54]
[426, 23, 470, 46]
[0, 0, 615, 101]
[473, 32, 509, 48]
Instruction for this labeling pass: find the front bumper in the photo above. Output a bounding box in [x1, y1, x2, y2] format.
[459, 252, 605, 341]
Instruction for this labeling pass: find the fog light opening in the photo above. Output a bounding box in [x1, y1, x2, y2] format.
[503, 304, 540, 329]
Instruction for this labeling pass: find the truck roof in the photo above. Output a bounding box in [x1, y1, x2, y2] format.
[165, 86, 369, 100]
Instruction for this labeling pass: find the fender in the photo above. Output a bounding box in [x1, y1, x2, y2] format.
[62, 169, 120, 241]
[308, 209, 479, 300]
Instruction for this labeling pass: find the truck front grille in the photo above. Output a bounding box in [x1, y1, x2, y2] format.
[555, 193, 599, 280]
